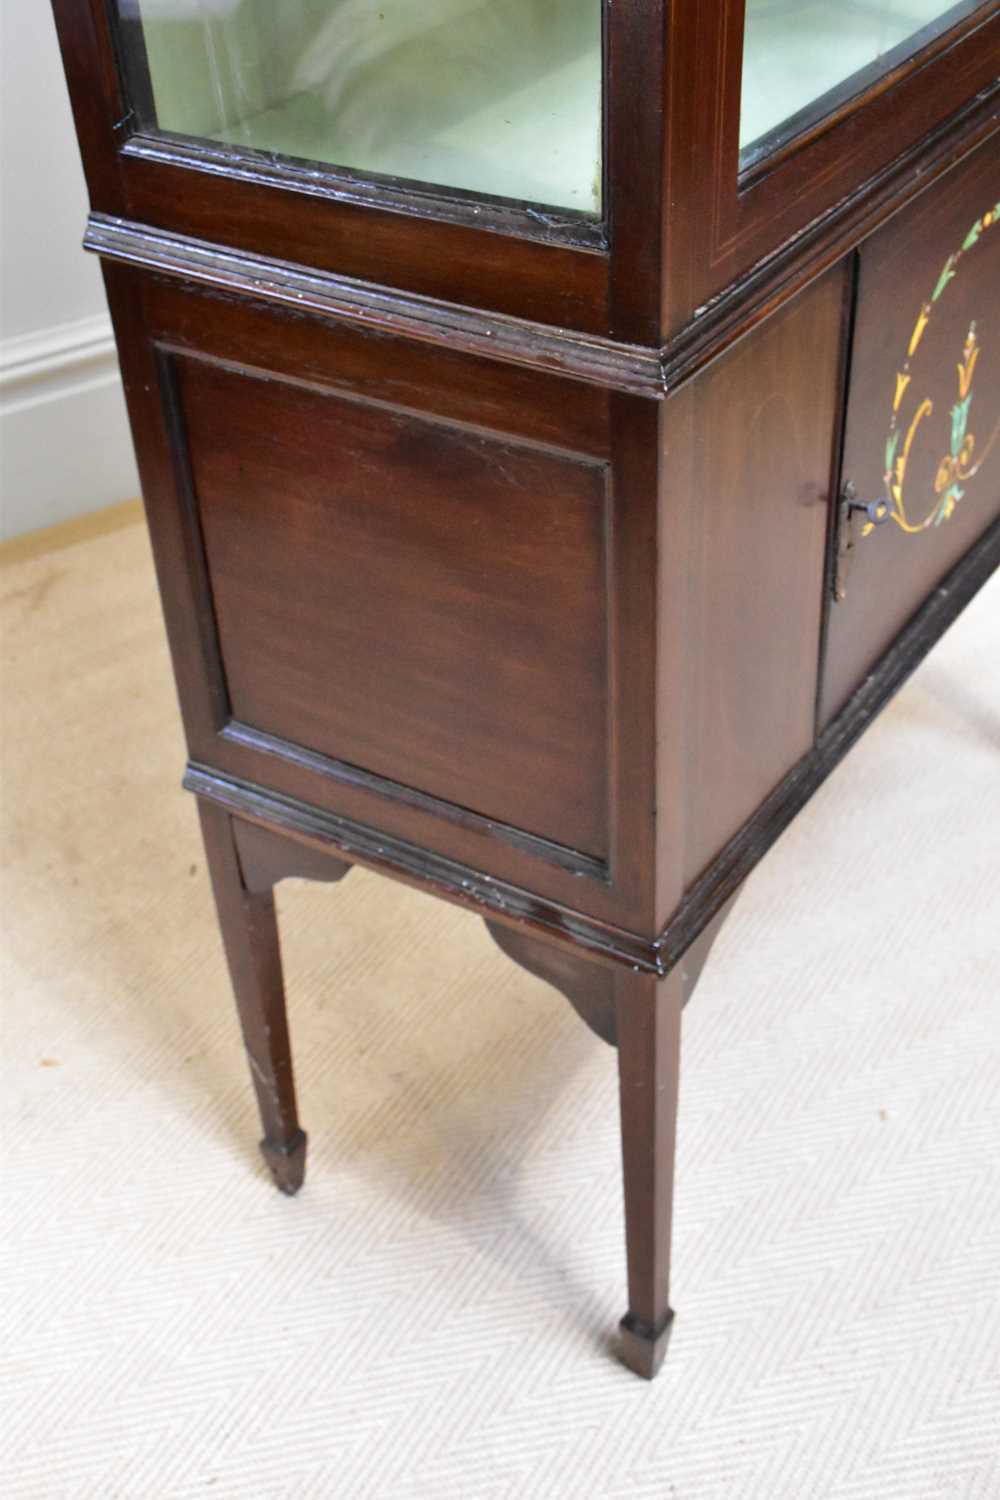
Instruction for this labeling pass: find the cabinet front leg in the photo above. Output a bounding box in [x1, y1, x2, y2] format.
[198, 802, 306, 1195]
[616, 967, 683, 1379]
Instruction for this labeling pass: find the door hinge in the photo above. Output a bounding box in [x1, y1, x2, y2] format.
[833, 482, 890, 601]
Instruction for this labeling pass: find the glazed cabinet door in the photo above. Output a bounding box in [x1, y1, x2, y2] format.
[739, 0, 987, 170]
[820, 135, 1000, 725]
[52, 0, 615, 331]
[110, 0, 604, 215]
[658, 0, 999, 338]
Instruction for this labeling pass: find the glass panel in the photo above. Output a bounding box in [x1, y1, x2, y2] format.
[740, 1, 986, 165]
[114, 1, 603, 214]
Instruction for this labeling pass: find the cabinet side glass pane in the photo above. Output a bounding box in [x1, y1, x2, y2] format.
[740, 0, 987, 166]
[113, 0, 603, 215]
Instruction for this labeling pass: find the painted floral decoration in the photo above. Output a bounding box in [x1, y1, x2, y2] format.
[872, 202, 1000, 538]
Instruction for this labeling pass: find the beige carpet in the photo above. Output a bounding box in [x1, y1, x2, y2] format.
[2, 504, 999, 1499]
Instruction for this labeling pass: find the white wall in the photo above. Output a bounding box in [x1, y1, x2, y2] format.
[0, 3, 139, 538]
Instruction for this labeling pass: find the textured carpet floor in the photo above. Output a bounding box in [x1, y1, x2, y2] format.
[1, 504, 999, 1500]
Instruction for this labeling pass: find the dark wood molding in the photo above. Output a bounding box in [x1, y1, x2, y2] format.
[221, 722, 609, 883]
[122, 135, 608, 253]
[86, 215, 664, 398]
[119, 156, 609, 334]
[484, 888, 745, 1051]
[183, 763, 664, 974]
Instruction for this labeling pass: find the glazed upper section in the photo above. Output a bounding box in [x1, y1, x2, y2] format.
[112, 1, 987, 218]
[740, 0, 984, 163]
[113, 0, 604, 214]
[57, 0, 1000, 343]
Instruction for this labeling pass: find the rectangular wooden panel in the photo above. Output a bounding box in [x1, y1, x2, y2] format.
[147, 277, 612, 462]
[173, 355, 611, 858]
[820, 137, 1000, 725]
[659, 262, 850, 898]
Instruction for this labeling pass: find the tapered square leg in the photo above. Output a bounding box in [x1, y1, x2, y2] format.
[198, 802, 306, 1195]
[616, 967, 683, 1379]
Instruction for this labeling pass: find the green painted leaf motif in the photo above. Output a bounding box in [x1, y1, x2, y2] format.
[951, 394, 972, 457]
[878, 201, 996, 541]
[932, 256, 957, 302]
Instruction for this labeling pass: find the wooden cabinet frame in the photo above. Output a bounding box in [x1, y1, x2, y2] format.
[50, 0, 1000, 1380]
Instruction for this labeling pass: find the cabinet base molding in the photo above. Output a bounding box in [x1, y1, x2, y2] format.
[186, 510, 1000, 993]
[185, 762, 658, 974]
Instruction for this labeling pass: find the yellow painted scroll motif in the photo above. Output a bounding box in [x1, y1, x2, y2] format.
[873, 204, 1000, 538]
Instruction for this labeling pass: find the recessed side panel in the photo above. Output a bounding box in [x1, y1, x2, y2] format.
[171, 353, 611, 860]
[658, 260, 850, 908]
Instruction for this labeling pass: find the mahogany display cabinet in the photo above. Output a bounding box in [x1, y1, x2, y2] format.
[53, 0, 1000, 1378]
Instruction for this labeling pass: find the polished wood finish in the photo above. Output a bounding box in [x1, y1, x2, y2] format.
[659, 264, 850, 900]
[485, 922, 617, 1046]
[617, 969, 683, 1380]
[198, 802, 309, 1195]
[485, 892, 743, 1052]
[179, 354, 610, 858]
[52, 0, 1000, 1380]
[233, 818, 353, 898]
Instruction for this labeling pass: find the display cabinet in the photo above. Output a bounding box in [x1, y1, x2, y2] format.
[53, 0, 1000, 1378]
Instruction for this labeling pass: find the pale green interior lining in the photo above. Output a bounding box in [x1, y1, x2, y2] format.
[139, 0, 603, 212]
[741, 0, 977, 152]
[133, 0, 975, 215]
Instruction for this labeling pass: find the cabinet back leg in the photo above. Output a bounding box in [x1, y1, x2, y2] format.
[616, 967, 683, 1379]
[197, 802, 306, 1195]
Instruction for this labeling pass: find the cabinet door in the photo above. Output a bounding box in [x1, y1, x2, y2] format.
[52, 0, 614, 332]
[740, 0, 984, 170]
[820, 137, 1000, 726]
[111, 1, 604, 215]
[658, 2, 998, 338]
